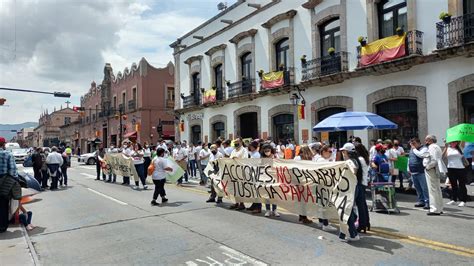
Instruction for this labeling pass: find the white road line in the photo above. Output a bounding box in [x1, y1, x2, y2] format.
[219, 246, 267, 266]
[87, 188, 128, 206]
[80, 173, 96, 179]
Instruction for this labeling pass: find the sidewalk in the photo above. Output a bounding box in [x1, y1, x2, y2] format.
[0, 224, 36, 266]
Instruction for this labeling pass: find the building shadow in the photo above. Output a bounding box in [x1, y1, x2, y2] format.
[0, 228, 23, 240]
[351, 236, 404, 255]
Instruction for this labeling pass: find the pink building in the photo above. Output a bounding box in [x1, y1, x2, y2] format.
[77, 58, 175, 152]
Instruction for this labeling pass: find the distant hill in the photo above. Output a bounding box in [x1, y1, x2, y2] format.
[0, 122, 38, 140]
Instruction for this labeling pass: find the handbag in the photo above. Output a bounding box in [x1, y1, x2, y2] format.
[0, 174, 22, 200]
[147, 160, 155, 176]
[462, 156, 470, 168]
[391, 168, 399, 176]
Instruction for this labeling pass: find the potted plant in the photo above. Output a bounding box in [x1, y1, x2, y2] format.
[358, 36, 367, 47]
[225, 80, 231, 86]
[257, 70, 264, 78]
[211, 86, 217, 90]
[396, 27, 404, 36]
[200, 88, 205, 93]
[327, 47, 336, 56]
[278, 63, 285, 71]
[180, 93, 185, 99]
[439, 12, 452, 24]
[300, 55, 307, 66]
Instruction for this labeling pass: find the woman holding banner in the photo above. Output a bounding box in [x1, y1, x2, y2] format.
[294, 145, 313, 224]
[132, 143, 147, 190]
[339, 143, 360, 242]
[313, 145, 337, 231]
[229, 138, 248, 210]
[260, 144, 280, 218]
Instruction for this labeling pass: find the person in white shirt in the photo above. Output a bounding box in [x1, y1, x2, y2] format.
[143, 142, 152, 177]
[187, 143, 197, 178]
[384, 140, 400, 187]
[229, 138, 248, 210]
[46, 146, 64, 190]
[247, 141, 262, 213]
[175, 143, 189, 185]
[194, 141, 203, 179]
[150, 148, 173, 206]
[222, 140, 234, 158]
[206, 145, 224, 203]
[132, 143, 147, 190]
[416, 135, 445, 215]
[121, 141, 133, 185]
[106, 145, 118, 183]
[443, 141, 468, 207]
[199, 144, 211, 186]
[369, 139, 381, 162]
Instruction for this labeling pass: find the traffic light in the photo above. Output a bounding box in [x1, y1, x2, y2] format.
[53, 92, 71, 98]
[0, 98, 6, 105]
[157, 124, 163, 135]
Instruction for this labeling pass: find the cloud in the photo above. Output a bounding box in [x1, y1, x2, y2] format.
[0, 0, 226, 124]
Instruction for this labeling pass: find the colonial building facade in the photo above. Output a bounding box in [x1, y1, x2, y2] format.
[74, 58, 175, 152]
[172, 0, 474, 147]
[34, 107, 80, 147]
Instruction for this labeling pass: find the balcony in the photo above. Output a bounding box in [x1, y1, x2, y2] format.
[355, 30, 423, 75]
[182, 94, 201, 108]
[227, 79, 255, 99]
[128, 100, 137, 111]
[166, 99, 175, 109]
[436, 13, 474, 49]
[302, 52, 349, 81]
[259, 70, 292, 92]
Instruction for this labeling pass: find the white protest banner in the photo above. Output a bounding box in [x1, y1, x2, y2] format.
[205, 158, 357, 234]
[103, 153, 139, 182]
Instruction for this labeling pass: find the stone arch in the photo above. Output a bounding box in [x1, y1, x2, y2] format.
[311, 96, 353, 140]
[268, 104, 298, 141]
[448, 73, 474, 126]
[233, 105, 261, 138]
[209, 114, 227, 141]
[367, 85, 427, 140]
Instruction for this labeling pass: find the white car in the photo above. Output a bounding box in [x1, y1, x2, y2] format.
[78, 151, 97, 165]
[12, 148, 29, 163]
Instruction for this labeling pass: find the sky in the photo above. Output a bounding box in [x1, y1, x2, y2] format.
[0, 0, 235, 124]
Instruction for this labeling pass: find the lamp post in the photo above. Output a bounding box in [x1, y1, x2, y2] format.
[289, 93, 300, 143]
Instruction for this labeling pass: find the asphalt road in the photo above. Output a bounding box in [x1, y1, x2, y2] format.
[11, 161, 474, 265]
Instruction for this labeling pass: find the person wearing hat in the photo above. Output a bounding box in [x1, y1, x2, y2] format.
[339, 143, 360, 242]
[0, 136, 19, 233]
[371, 144, 390, 182]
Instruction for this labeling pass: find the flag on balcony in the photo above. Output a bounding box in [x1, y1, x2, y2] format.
[261, 71, 284, 89]
[298, 104, 305, 120]
[360, 33, 406, 66]
[202, 89, 216, 104]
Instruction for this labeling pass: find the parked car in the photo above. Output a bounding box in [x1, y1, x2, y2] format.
[11, 148, 29, 163]
[78, 151, 96, 165]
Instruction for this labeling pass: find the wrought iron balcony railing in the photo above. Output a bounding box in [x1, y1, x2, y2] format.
[357, 30, 423, 67]
[259, 70, 292, 90]
[182, 94, 201, 108]
[302, 52, 349, 81]
[216, 87, 226, 101]
[436, 13, 474, 49]
[227, 79, 255, 99]
[128, 100, 137, 111]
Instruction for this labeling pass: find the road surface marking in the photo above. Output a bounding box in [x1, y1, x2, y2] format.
[185, 246, 267, 265]
[87, 188, 128, 205]
[176, 184, 474, 258]
[219, 246, 267, 265]
[80, 173, 96, 179]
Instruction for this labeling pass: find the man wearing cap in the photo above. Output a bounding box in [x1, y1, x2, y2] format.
[0, 136, 18, 232]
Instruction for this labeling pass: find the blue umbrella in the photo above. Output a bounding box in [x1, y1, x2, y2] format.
[18, 171, 42, 191]
[313, 111, 398, 132]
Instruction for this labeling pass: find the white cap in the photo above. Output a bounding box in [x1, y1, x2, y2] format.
[340, 143, 355, 152]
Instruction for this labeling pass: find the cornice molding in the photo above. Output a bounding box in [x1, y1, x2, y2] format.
[229, 29, 258, 44]
[184, 55, 203, 65]
[302, 0, 323, 9]
[205, 44, 227, 56]
[261, 9, 297, 28]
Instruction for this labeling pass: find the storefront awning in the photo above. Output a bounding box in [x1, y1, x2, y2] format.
[124, 131, 138, 138]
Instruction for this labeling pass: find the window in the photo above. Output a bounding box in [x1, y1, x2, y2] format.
[64, 117, 71, 125]
[275, 38, 289, 70]
[122, 92, 126, 105]
[378, 0, 407, 38]
[241, 52, 252, 80]
[113, 96, 117, 110]
[212, 122, 225, 140]
[376, 99, 417, 147]
[132, 87, 137, 102]
[192, 73, 200, 104]
[167, 87, 175, 102]
[320, 18, 340, 57]
[214, 64, 224, 100]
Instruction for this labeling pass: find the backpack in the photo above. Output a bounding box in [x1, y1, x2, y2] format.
[0, 174, 22, 200]
[378, 156, 390, 174]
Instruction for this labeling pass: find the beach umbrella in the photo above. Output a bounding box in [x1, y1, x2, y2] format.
[446, 123, 474, 143]
[313, 111, 398, 132]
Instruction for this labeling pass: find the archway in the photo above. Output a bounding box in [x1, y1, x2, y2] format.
[191, 125, 201, 145]
[273, 114, 294, 142]
[376, 99, 418, 145]
[462, 90, 474, 123]
[239, 113, 258, 139]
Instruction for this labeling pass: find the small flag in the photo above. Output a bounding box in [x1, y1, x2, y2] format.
[179, 121, 185, 132]
[261, 71, 284, 89]
[360, 33, 406, 66]
[298, 104, 305, 120]
[202, 90, 216, 104]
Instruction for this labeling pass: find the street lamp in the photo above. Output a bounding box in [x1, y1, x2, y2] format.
[0, 87, 71, 98]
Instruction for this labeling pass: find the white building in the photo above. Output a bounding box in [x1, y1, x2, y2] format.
[171, 0, 474, 147]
